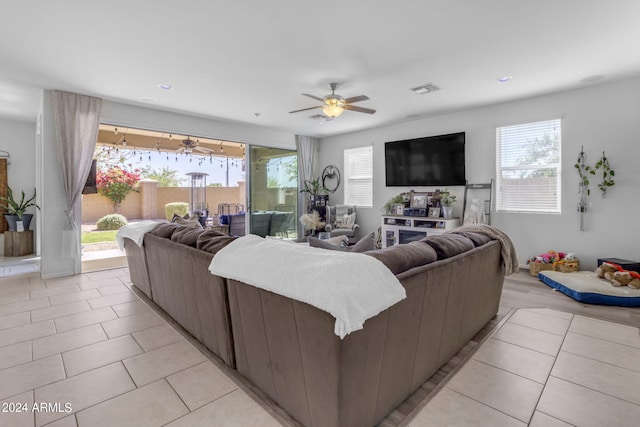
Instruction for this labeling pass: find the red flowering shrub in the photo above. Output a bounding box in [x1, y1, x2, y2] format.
[96, 165, 141, 213]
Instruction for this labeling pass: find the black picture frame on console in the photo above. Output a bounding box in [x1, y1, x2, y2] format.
[384, 132, 466, 187]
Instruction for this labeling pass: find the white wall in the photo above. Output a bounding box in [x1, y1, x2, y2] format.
[317, 77, 640, 270]
[0, 118, 37, 255]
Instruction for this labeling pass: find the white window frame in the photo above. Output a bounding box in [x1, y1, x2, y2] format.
[343, 145, 373, 207]
[495, 119, 561, 214]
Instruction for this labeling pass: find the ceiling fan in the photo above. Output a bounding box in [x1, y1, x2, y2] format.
[289, 83, 376, 118]
[174, 138, 214, 155]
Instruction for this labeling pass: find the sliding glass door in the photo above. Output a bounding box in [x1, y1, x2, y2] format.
[248, 146, 298, 238]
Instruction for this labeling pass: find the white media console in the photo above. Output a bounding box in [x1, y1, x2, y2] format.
[381, 215, 460, 248]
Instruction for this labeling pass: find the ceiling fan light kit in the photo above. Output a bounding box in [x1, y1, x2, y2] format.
[322, 98, 346, 118]
[290, 82, 375, 119]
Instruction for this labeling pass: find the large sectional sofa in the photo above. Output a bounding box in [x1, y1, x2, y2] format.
[124, 223, 506, 427]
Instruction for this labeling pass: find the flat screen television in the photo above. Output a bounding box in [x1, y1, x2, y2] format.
[385, 132, 465, 187]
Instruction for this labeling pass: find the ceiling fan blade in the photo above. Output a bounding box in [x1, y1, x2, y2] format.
[302, 93, 324, 102]
[289, 105, 322, 114]
[344, 95, 369, 104]
[345, 104, 376, 114]
[194, 146, 213, 154]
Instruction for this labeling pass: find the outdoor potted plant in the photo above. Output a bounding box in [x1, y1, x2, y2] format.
[0, 187, 40, 231]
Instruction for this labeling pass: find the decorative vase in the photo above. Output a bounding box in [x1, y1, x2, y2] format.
[21, 214, 34, 230]
[4, 214, 33, 231]
[442, 206, 453, 219]
[4, 214, 18, 231]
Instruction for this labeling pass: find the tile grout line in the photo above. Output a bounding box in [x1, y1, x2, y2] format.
[397, 308, 520, 427]
[525, 311, 575, 425]
[567, 329, 640, 351]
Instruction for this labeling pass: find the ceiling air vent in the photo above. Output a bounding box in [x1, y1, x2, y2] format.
[410, 83, 440, 94]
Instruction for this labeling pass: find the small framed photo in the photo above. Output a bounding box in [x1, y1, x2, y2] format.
[410, 192, 428, 208]
[428, 207, 440, 218]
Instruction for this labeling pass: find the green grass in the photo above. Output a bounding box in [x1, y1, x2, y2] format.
[81, 230, 118, 244]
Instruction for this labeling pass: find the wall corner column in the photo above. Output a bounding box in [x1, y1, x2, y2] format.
[139, 179, 159, 219]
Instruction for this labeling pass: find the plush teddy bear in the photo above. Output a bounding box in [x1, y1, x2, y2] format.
[628, 276, 640, 289]
[596, 263, 640, 289]
[595, 262, 618, 281]
[611, 271, 633, 287]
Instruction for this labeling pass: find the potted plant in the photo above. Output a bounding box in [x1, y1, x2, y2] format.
[439, 189, 456, 219]
[382, 193, 408, 214]
[0, 187, 40, 231]
[300, 178, 329, 210]
[592, 151, 615, 197]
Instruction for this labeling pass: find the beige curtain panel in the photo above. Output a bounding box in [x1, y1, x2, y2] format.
[52, 90, 102, 262]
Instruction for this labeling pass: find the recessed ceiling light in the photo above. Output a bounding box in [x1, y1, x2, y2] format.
[497, 76, 512, 83]
[158, 84, 172, 90]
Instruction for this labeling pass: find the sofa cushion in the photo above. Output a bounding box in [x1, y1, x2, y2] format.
[308, 236, 346, 251]
[337, 212, 356, 229]
[170, 227, 205, 247]
[148, 223, 181, 239]
[421, 234, 474, 259]
[308, 232, 374, 253]
[309, 235, 349, 247]
[457, 231, 492, 247]
[172, 215, 203, 229]
[172, 213, 190, 221]
[365, 242, 438, 274]
[197, 231, 237, 254]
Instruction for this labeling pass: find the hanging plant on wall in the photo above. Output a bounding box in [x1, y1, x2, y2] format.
[574, 147, 592, 231]
[593, 151, 615, 197]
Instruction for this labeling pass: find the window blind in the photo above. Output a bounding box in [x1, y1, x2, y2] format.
[344, 145, 373, 207]
[496, 119, 561, 213]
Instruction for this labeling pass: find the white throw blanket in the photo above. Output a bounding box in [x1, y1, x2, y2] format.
[447, 224, 519, 275]
[115, 220, 160, 250]
[209, 234, 406, 338]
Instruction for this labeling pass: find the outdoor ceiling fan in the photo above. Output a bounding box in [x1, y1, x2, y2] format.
[174, 138, 214, 155]
[289, 83, 376, 118]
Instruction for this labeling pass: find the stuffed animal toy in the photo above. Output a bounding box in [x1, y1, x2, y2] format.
[628, 277, 640, 289]
[611, 271, 633, 287]
[596, 262, 640, 288]
[595, 262, 618, 281]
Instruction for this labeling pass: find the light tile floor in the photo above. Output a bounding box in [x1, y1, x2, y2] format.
[409, 307, 640, 427]
[2, 268, 640, 426]
[0, 268, 283, 427]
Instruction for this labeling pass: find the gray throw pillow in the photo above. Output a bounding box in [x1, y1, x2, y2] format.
[149, 223, 181, 239]
[172, 216, 203, 229]
[308, 232, 375, 253]
[170, 227, 205, 247]
[308, 235, 348, 251]
[350, 232, 375, 252]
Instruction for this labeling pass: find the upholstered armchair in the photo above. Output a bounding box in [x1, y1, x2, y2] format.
[324, 205, 360, 244]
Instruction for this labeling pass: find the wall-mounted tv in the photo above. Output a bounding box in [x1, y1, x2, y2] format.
[385, 132, 465, 187]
